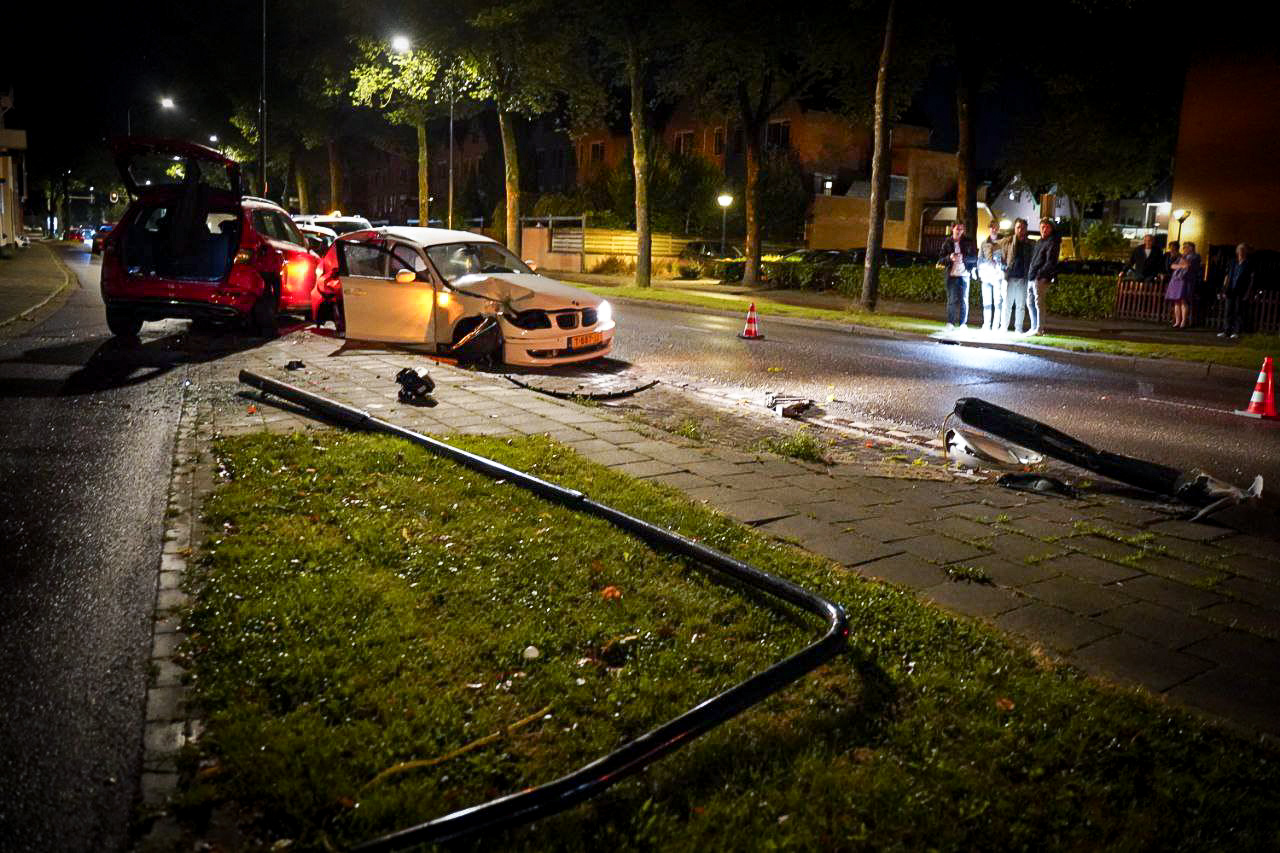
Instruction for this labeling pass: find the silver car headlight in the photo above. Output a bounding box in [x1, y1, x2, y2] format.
[596, 300, 612, 326]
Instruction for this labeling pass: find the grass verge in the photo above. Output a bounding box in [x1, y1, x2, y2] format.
[577, 283, 1278, 371]
[177, 431, 1280, 850]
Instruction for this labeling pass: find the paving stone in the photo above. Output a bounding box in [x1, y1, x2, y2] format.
[557, 438, 619, 454]
[944, 503, 1029, 523]
[1004, 516, 1077, 542]
[1091, 503, 1174, 526]
[953, 553, 1060, 587]
[611, 459, 684, 478]
[717, 498, 795, 525]
[1217, 534, 1280, 562]
[1036, 553, 1143, 584]
[1096, 602, 1223, 649]
[1066, 535, 1145, 563]
[806, 533, 904, 568]
[1110, 574, 1225, 613]
[1216, 551, 1280, 584]
[985, 534, 1065, 565]
[817, 485, 897, 507]
[1147, 519, 1236, 542]
[919, 516, 995, 543]
[922, 581, 1028, 619]
[1069, 633, 1213, 693]
[896, 534, 989, 565]
[798, 500, 883, 524]
[684, 459, 754, 479]
[146, 686, 187, 722]
[855, 552, 946, 589]
[139, 771, 179, 808]
[1165, 667, 1280, 737]
[581, 447, 650, 467]
[1217, 576, 1280, 611]
[714, 471, 792, 493]
[842, 516, 927, 544]
[150, 632, 182, 659]
[648, 471, 717, 491]
[995, 604, 1116, 653]
[1130, 553, 1226, 586]
[649, 446, 715, 465]
[683, 485, 748, 507]
[1199, 601, 1280, 640]
[1022, 575, 1132, 616]
[144, 722, 187, 762]
[1159, 538, 1231, 567]
[1181, 630, 1280, 684]
[757, 514, 838, 544]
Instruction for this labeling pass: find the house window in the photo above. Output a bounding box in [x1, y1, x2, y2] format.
[713, 127, 725, 156]
[674, 130, 695, 155]
[590, 141, 605, 163]
[766, 119, 790, 150]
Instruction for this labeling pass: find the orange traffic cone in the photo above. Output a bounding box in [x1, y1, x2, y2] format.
[1235, 356, 1278, 419]
[739, 302, 765, 340]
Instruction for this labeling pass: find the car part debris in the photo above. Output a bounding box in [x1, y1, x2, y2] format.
[285, 360, 306, 371]
[395, 367, 435, 405]
[765, 394, 812, 420]
[504, 374, 658, 401]
[942, 424, 1043, 470]
[237, 370, 848, 850]
[996, 472, 1079, 498]
[953, 397, 1263, 518]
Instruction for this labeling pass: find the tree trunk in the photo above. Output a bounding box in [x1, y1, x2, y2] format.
[326, 138, 343, 213]
[628, 46, 652, 289]
[498, 110, 521, 254]
[743, 126, 762, 286]
[956, 54, 978, 236]
[861, 0, 896, 313]
[294, 154, 311, 215]
[1067, 196, 1083, 259]
[416, 120, 430, 226]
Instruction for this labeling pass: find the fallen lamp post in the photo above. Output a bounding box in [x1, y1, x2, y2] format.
[237, 370, 849, 850]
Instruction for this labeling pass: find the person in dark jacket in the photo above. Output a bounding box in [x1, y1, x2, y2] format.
[937, 221, 977, 329]
[1126, 234, 1165, 280]
[1218, 242, 1255, 339]
[1025, 218, 1059, 335]
[999, 218, 1035, 333]
[1163, 240, 1180, 276]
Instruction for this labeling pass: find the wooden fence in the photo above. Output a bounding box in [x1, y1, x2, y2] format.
[1114, 277, 1280, 333]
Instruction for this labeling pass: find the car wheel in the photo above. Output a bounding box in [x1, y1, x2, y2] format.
[250, 281, 280, 338]
[105, 305, 143, 337]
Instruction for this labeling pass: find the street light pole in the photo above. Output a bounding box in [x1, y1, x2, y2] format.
[1173, 208, 1190, 244]
[259, 0, 267, 196]
[448, 97, 454, 230]
[717, 192, 733, 256]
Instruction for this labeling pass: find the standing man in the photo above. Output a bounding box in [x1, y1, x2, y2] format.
[1218, 243, 1254, 339]
[1026, 218, 1060, 336]
[1000, 218, 1034, 334]
[977, 220, 1006, 331]
[937, 221, 977, 330]
[1126, 234, 1165, 280]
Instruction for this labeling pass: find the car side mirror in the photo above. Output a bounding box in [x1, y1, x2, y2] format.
[395, 268, 416, 283]
[523, 259, 538, 272]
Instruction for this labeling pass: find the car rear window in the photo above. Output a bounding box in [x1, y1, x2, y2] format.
[126, 153, 237, 192]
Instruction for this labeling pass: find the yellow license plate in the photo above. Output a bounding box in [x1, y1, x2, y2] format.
[570, 331, 603, 349]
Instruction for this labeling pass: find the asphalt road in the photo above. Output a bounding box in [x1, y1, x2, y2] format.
[607, 300, 1280, 488]
[0, 245, 189, 851]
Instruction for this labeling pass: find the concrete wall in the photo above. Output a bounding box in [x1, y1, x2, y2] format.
[1170, 54, 1280, 253]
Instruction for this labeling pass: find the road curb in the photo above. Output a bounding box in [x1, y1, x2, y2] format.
[0, 243, 76, 328]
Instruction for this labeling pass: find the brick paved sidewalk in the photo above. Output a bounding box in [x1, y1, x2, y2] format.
[152, 327, 1280, 761]
[0, 242, 73, 329]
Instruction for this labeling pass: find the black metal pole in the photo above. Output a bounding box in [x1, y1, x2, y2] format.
[237, 370, 850, 850]
[259, 0, 267, 197]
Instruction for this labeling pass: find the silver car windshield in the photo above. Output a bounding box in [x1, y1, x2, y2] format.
[427, 242, 532, 284]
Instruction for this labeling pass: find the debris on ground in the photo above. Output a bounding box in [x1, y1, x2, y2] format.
[285, 360, 305, 371]
[396, 367, 437, 406]
[997, 472, 1079, 498]
[764, 394, 813, 420]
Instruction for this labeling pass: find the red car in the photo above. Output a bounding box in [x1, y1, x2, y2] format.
[100, 138, 318, 337]
[91, 224, 115, 254]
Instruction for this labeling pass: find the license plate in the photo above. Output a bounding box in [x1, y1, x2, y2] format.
[569, 331, 603, 349]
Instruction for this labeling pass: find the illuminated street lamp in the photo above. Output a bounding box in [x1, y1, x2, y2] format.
[1173, 208, 1191, 243]
[391, 34, 411, 53]
[718, 192, 733, 257]
[209, 134, 218, 143]
[126, 96, 176, 136]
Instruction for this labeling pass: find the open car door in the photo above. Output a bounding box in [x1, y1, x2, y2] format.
[337, 240, 438, 344]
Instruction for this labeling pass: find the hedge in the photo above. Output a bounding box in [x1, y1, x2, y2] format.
[703, 261, 1117, 321]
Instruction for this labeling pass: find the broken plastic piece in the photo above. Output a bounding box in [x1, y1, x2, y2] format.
[944, 426, 1043, 470]
[285, 360, 305, 371]
[996, 472, 1078, 498]
[765, 395, 813, 420]
[395, 367, 436, 405]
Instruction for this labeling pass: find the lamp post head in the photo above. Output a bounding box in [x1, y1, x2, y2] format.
[391, 34, 411, 53]
[209, 134, 218, 143]
[1174, 208, 1190, 223]
[159, 96, 175, 109]
[717, 193, 733, 209]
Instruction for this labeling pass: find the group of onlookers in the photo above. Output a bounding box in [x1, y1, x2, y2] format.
[937, 217, 1059, 335]
[1123, 235, 1257, 338]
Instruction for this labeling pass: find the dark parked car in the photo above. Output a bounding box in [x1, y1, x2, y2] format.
[680, 240, 743, 261]
[844, 247, 932, 268]
[100, 137, 320, 337]
[91, 224, 115, 254]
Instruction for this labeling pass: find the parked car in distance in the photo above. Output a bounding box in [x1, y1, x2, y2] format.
[100, 137, 320, 338]
[293, 213, 372, 236]
[680, 241, 743, 261]
[296, 223, 338, 255]
[844, 247, 932, 268]
[313, 226, 614, 366]
[91, 224, 115, 254]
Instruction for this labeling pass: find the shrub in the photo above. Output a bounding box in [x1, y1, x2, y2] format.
[1045, 274, 1116, 320]
[706, 259, 746, 282]
[1081, 224, 1130, 259]
[589, 256, 636, 275]
[677, 263, 701, 280]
